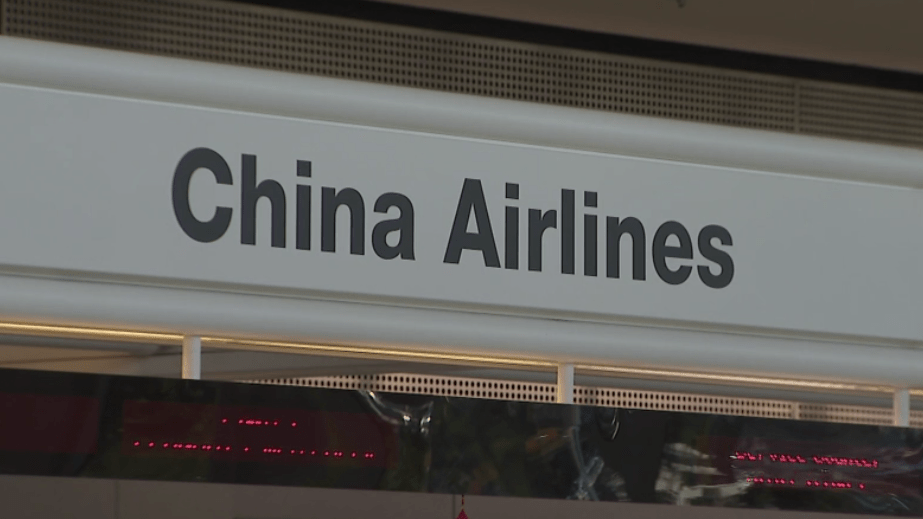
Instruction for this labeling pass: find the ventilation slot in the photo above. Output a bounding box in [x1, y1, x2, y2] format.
[247, 374, 923, 427]
[798, 83, 923, 148]
[575, 387, 793, 419]
[797, 403, 898, 427]
[252, 374, 557, 402]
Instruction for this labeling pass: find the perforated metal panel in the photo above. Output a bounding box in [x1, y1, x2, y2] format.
[797, 403, 898, 427]
[254, 373, 559, 403]
[798, 83, 923, 148]
[249, 374, 923, 427]
[575, 386, 794, 419]
[3, 0, 922, 149]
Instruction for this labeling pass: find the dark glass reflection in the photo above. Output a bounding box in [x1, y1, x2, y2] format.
[0, 368, 921, 516]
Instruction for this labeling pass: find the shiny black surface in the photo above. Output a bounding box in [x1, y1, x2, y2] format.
[1, 368, 921, 515]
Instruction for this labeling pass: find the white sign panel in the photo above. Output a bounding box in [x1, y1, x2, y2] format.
[1, 84, 920, 340]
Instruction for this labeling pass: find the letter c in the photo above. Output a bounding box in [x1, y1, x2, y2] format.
[172, 148, 233, 243]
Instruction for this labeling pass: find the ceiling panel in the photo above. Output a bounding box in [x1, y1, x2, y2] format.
[370, 0, 923, 75]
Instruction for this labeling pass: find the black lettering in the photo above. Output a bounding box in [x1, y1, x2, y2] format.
[606, 217, 645, 280]
[172, 148, 233, 243]
[444, 179, 500, 267]
[697, 225, 734, 288]
[584, 191, 598, 277]
[561, 189, 575, 275]
[296, 160, 312, 251]
[653, 221, 693, 285]
[321, 187, 365, 255]
[528, 209, 557, 272]
[241, 154, 286, 248]
[505, 183, 519, 270]
[372, 193, 415, 260]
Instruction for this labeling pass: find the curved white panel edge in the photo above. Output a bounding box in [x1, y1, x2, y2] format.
[0, 274, 920, 387]
[1, 36, 922, 187]
[0, 37, 922, 385]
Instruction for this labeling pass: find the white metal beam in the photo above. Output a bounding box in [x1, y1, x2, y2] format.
[894, 389, 910, 427]
[556, 363, 575, 404]
[181, 335, 201, 380]
[1, 37, 921, 188]
[1, 274, 923, 389]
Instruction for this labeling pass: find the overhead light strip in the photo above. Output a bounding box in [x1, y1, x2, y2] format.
[0, 321, 914, 394]
[0, 322, 182, 343]
[203, 337, 557, 370]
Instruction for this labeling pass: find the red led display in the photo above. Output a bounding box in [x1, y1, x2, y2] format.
[747, 477, 796, 486]
[734, 451, 878, 469]
[813, 456, 878, 468]
[745, 476, 867, 490]
[120, 401, 395, 467]
[727, 443, 910, 494]
[805, 480, 855, 489]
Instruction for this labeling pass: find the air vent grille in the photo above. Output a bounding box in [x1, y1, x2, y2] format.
[575, 387, 793, 419]
[257, 373, 558, 403]
[248, 374, 922, 427]
[797, 403, 899, 427]
[798, 83, 923, 147]
[3, 0, 922, 149]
